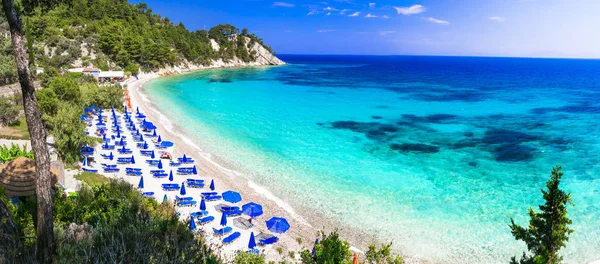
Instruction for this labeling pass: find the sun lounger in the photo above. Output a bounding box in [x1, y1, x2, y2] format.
[115, 141, 126, 146]
[223, 232, 241, 244]
[140, 150, 153, 156]
[126, 171, 142, 176]
[153, 173, 168, 178]
[117, 149, 132, 154]
[198, 216, 214, 224]
[100, 154, 113, 159]
[204, 195, 222, 201]
[191, 211, 208, 218]
[142, 192, 154, 198]
[161, 183, 180, 191]
[117, 158, 133, 164]
[101, 145, 115, 150]
[176, 171, 192, 175]
[177, 158, 195, 164]
[175, 195, 193, 201]
[146, 160, 160, 165]
[259, 236, 279, 245]
[177, 200, 197, 207]
[82, 168, 98, 173]
[186, 181, 204, 188]
[150, 170, 165, 174]
[201, 192, 218, 197]
[213, 226, 233, 236]
[126, 167, 142, 171]
[101, 164, 117, 168]
[169, 161, 181, 167]
[103, 167, 120, 173]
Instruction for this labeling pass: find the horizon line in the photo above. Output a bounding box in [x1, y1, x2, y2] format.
[275, 53, 600, 60]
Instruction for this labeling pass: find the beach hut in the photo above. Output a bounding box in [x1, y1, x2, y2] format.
[0, 157, 59, 197]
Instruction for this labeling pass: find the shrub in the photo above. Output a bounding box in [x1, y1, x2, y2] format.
[0, 97, 19, 126]
[50, 103, 96, 163]
[301, 230, 353, 264]
[0, 143, 34, 163]
[365, 242, 404, 264]
[234, 252, 265, 264]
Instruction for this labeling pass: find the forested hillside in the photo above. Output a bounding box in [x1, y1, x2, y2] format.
[0, 0, 278, 84]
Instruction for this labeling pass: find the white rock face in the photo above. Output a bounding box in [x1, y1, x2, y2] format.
[210, 39, 220, 52]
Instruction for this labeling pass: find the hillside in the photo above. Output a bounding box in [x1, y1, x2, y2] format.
[1, 0, 283, 84]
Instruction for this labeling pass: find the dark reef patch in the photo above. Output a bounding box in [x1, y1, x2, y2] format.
[531, 103, 600, 115]
[482, 129, 538, 145]
[307, 90, 336, 95]
[468, 161, 478, 167]
[327, 121, 403, 141]
[371, 116, 383, 120]
[463, 132, 474, 137]
[390, 143, 440, 154]
[426, 114, 458, 123]
[375, 105, 389, 109]
[493, 144, 536, 162]
[411, 90, 487, 102]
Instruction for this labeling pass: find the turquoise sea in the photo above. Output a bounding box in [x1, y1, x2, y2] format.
[145, 55, 600, 263]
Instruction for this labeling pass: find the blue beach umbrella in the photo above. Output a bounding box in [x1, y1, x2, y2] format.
[157, 135, 162, 143]
[102, 134, 107, 142]
[169, 170, 173, 181]
[136, 107, 139, 114]
[143, 141, 148, 149]
[153, 129, 157, 137]
[222, 190, 242, 204]
[200, 198, 206, 211]
[138, 176, 144, 189]
[158, 160, 163, 169]
[163, 194, 168, 203]
[140, 134, 144, 141]
[220, 211, 227, 226]
[210, 179, 215, 191]
[189, 215, 196, 231]
[182, 154, 187, 162]
[180, 182, 186, 195]
[121, 145, 127, 152]
[150, 150, 155, 159]
[266, 217, 290, 234]
[103, 141, 109, 149]
[192, 165, 197, 175]
[116, 130, 121, 138]
[248, 232, 256, 249]
[83, 156, 88, 167]
[120, 137, 125, 145]
[109, 152, 114, 160]
[131, 155, 135, 164]
[161, 141, 173, 148]
[311, 239, 319, 256]
[242, 202, 263, 218]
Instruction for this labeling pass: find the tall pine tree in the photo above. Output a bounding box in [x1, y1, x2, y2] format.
[509, 166, 574, 264]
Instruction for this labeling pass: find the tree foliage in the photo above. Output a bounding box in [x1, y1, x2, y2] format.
[509, 166, 574, 264]
[0, 96, 19, 125]
[365, 242, 404, 264]
[49, 102, 96, 163]
[301, 230, 353, 264]
[0, 143, 34, 163]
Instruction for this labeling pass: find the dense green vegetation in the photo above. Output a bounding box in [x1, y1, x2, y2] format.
[509, 166, 574, 264]
[35, 74, 123, 163]
[73, 171, 109, 187]
[0, 96, 19, 126]
[18, 0, 270, 72]
[2, 179, 221, 263]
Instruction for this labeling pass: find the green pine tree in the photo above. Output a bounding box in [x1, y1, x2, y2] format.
[509, 166, 574, 264]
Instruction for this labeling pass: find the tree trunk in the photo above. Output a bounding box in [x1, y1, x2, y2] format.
[2, 0, 54, 263]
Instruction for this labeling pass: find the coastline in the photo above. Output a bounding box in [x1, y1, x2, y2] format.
[126, 68, 401, 262]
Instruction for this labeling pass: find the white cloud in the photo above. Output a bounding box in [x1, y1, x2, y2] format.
[326, 12, 331, 15]
[427, 17, 449, 25]
[488, 16, 505, 22]
[379, 30, 395, 36]
[394, 4, 425, 15]
[283, 30, 293, 32]
[272, 2, 295, 7]
[318, 1, 328, 4]
[369, 2, 376, 7]
[382, 15, 389, 19]
[307, 10, 318, 15]
[340, 9, 350, 15]
[348, 12, 360, 17]
[324, 6, 339, 11]
[317, 29, 336, 33]
[365, 13, 378, 18]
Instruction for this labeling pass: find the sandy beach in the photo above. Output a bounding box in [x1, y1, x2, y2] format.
[122, 73, 317, 261]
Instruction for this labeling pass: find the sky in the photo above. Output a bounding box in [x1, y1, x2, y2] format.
[130, 0, 600, 58]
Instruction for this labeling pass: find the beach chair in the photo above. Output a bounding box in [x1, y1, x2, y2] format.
[103, 167, 120, 173]
[259, 236, 279, 246]
[213, 226, 233, 236]
[102, 164, 117, 168]
[177, 200, 197, 207]
[126, 171, 142, 176]
[175, 195, 193, 201]
[222, 232, 241, 244]
[142, 192, 155, 198]
[117, 157, 133, 164]
[153, 173, 168, 178]
[161, 183, 180, 191]
[82, 168, 98, 173]
[204, 195, 222, 201]
[126, 168, 142, 171]
[191, 211, 208, 218]
[169, 161, 181, 167]
[198, 216, 215, 225]
[186, 179, 204, 188]
[178, 157, 195, 164]
[100, 154, 112, 159]
[201, 192, 218, 197]
[224, 208, 243, 217]
[118, 149, 132, 154]
[150, 170, 165, 174]
[140, 150, 153, 156]
[101, 145, 115, 150]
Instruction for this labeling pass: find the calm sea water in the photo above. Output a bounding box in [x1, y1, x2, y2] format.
[146, 55, 600, 263]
